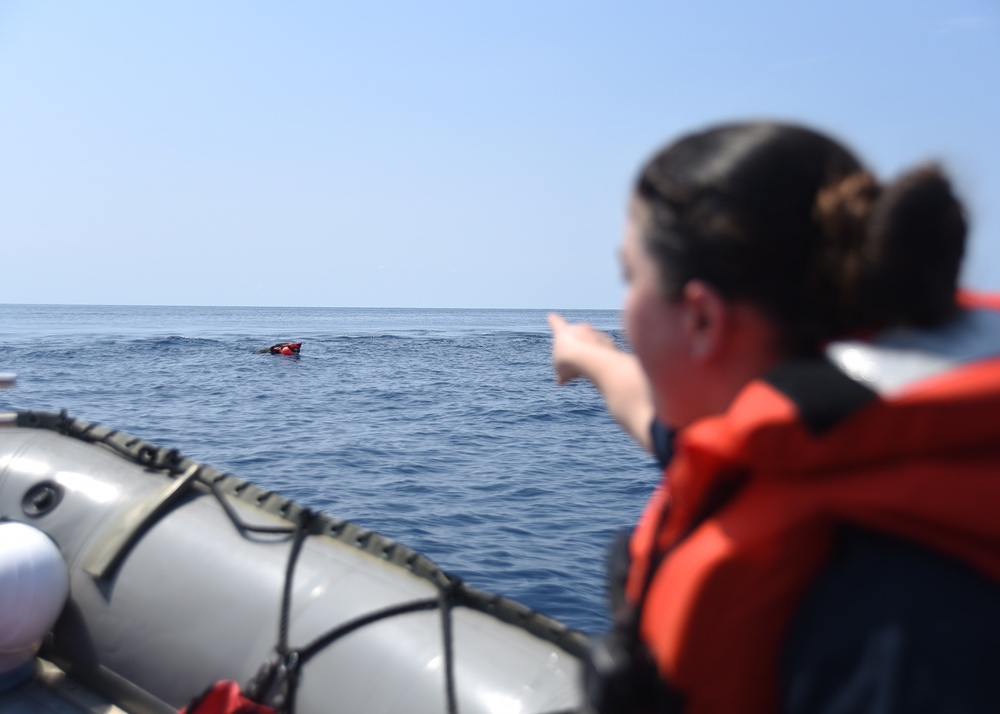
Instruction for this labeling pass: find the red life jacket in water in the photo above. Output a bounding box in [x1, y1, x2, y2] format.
[626, 299, 1000, 714]
[271, 342, 301, 355]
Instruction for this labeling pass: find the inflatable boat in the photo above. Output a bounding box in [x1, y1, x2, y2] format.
[0, 410, 586, 714]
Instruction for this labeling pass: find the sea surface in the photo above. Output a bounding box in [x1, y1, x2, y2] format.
[0, 305, 659, 634]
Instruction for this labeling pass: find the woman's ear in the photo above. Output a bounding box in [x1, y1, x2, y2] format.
[681, 280, 730, 361]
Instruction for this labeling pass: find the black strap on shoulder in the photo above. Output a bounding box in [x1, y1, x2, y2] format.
[649, 420, 676, 470]
[763, 358, 878, 435]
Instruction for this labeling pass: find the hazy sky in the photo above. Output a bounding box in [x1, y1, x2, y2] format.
[2, 1, 997, 309]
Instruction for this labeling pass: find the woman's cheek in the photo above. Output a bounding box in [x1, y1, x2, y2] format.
[625, 286, 663, 374]
[623, 287, 649, 361]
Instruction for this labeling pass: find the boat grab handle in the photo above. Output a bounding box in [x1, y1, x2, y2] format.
[83, 464, 201, 581]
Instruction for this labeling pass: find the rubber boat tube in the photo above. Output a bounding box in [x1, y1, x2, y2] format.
[0, 411, 585, 714]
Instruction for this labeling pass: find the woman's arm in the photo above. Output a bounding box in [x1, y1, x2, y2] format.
[547, 313, 656, 454]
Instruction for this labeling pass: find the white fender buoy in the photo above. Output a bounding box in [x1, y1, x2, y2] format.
[0, 521, 70, 690]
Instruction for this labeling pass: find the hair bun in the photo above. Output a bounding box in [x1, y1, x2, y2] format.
[860, 165, 967, 328]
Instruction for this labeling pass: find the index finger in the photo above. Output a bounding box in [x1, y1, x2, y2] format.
[547, 313, 568, 333]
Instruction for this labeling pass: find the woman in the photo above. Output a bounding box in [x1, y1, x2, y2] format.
[582, 122, 1000, 713]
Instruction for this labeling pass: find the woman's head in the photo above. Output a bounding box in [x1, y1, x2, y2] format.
[634, 123, 869, 353]
[624, 121, 967, 427]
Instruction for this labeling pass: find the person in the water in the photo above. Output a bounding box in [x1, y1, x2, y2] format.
[256, 342, 302, 355]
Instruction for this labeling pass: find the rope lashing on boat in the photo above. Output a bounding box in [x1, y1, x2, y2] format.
[84, 465, 300, 581]
[201, 471, 461, 714]
[13, 410, 590, 670]
[242, 509, 462, 714]
[205, 478, 297, 536]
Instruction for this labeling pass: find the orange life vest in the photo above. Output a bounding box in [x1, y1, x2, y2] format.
[627, 301, 1000, 714]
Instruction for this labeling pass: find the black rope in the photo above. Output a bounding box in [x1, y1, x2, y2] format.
[437, 579, 459, 714]
[185, 477, 465, 714]
[253, 505, 462, 714]
[296, 598, 439, 665]
[281, 596, 457, 714]
[206, 480, 296, 536]
[278, 511, 313, 655]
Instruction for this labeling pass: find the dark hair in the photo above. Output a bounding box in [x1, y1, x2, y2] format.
[860, 166, 966, 328]
[634, 122, 967, 353]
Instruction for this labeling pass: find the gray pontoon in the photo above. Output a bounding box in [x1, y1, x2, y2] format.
[0, 411, 585, 714]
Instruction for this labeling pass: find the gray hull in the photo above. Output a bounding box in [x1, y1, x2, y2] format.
[0, 412, 585, 714]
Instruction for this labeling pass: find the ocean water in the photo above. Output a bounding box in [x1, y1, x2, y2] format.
[0, 304, 659, 634]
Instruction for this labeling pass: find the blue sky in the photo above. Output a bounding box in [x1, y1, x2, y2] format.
[1, 0, 997, 309]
